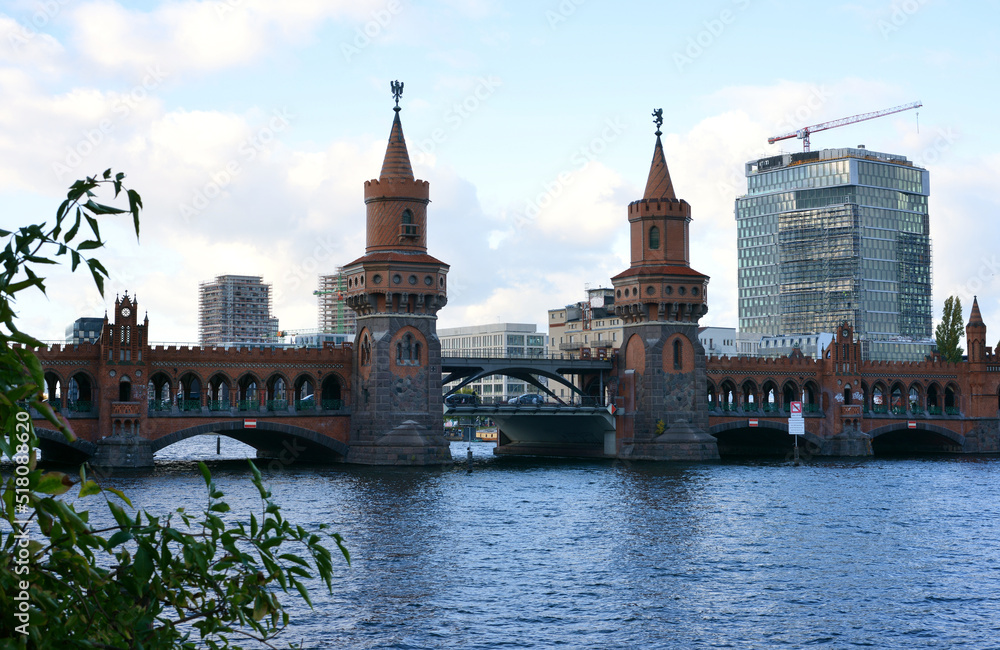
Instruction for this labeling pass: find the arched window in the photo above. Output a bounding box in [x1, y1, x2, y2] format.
[649, 226, 660, 250]
[119, 377, 132, 402]
[673, 338, 682, 370]
[402, 209, 413, 224]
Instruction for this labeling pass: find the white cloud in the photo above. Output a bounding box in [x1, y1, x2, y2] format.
[68, 0, 384, 75]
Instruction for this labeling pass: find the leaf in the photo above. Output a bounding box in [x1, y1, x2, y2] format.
[210, 502, 230, 513]
[76, 240, 103, 251]
[37, 471, 74, 495]
[105, 486, 133, 508]
[199, 461, 212, 488]
[107, 530, 133, 548]
[128, 189, 142, 238]
[78, 480, 101, 498]
[82, 199, 126, 215]
[295, 581, 313, 608]
[135, 544, 154, 585]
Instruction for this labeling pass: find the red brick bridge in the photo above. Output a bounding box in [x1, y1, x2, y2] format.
[33, 294, 353, 466]
[703, 314, 1000, 457]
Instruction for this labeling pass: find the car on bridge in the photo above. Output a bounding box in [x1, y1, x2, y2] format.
[516, 393, 546, 406]
[445, 393, 480, 406]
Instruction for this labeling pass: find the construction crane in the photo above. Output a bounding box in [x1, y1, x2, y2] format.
[768, 101, 922, 152]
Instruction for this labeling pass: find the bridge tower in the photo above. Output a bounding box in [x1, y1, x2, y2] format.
[91, 293, 154, 468]
[610, 111, 719, 461]
[343, 83, 452, 465]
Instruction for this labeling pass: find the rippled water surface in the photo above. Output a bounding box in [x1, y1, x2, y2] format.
[92, 438, 1000, 648]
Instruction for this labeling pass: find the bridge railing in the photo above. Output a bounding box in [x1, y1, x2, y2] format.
[448, 396, 608, 408]
[441, 350, 614, 362]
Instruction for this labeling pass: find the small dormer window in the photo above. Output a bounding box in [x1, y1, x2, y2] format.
[649, 226, 660, 250]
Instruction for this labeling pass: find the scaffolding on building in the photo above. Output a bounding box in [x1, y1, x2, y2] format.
[897, 232, 933, 338]
[198, 275, 280, 346]
[317, 268, 357, 336]
[777, 204, 861, 336]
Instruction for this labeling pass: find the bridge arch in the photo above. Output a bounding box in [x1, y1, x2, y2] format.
[265, 372, 289, 403]
[67, 370, 98, 407]
[709, 420, 823, 457]
[43, 371, 63, 408]
[741, 379, 758, 411]
[208, 373, 232, 406]
[321, 373, 344, 407]
[148, 371, 172, 403]
[944, 382, 960, 412]
[237, 372, 260, 404]
[719, 379, 737, 410]
[150, 421, 349, 461]
[868, 422, 965, 455]
[34, 427, 96, 464]
[179, 372, 203, 405]
[907, 382, 924, 412]
[293, 373, 316, 398]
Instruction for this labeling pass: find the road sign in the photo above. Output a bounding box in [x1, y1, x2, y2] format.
[907, 421, 917, 429]
[749, 419, 758, 427]
[244, 419, 257, 429]
[607, 404, 618, 416]
[788, 401, 804, 436]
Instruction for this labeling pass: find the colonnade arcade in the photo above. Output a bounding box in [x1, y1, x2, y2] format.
[706, 377, 965, 416]
[41, 369, 346, 414]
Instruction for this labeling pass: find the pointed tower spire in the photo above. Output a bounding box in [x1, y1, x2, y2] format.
[379, 80, 414, 181]
[969, 296, 984, 326]
[643, 109, 675, 200]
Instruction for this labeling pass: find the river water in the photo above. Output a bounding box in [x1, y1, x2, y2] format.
[55, 438, 1000, 647]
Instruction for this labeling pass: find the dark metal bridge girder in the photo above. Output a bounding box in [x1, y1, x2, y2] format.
[441, 357, 613, 402]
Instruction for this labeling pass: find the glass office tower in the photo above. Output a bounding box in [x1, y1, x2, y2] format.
[735, 147, 933, 361]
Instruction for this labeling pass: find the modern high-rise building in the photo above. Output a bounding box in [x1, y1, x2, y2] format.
[198, 275, 280, 345]
[66, 317, 105, 344]
[317, 269, 357, 337]
[735, 146, 933, 360]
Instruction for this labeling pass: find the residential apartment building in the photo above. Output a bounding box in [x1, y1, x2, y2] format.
[198, 275, 280, 346]
[548, 287, 623, 360]
[317, 269, 357, 338]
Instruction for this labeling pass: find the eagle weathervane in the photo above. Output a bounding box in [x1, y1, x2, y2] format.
[391, 80, 404, 111]
[652, 108, 663, 136]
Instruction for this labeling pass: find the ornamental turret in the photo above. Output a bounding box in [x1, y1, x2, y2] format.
[611, 109, 709, 325]
[343, 81, 451, 466]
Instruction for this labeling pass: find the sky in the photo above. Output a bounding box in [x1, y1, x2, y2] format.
[1, 0, 998, 345]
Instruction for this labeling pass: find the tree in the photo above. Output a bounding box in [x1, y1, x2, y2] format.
[0, 171, 347, 648]
[935, 295, 964, 363]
